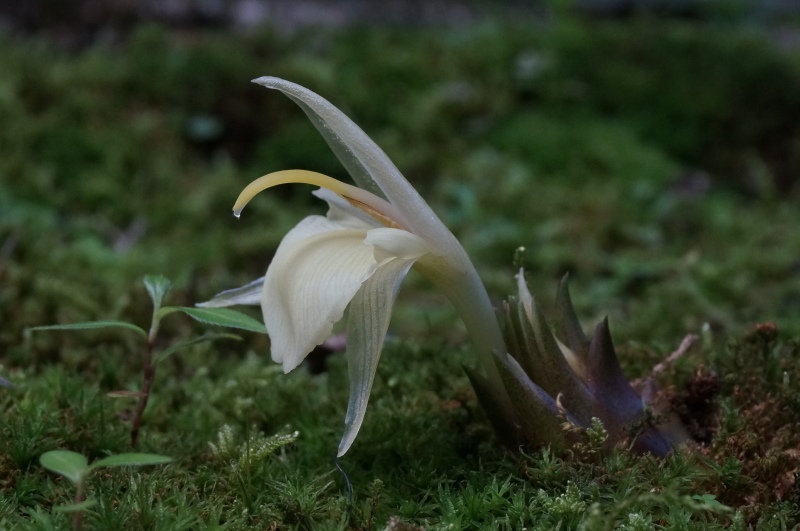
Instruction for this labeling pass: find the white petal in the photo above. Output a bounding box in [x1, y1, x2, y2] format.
[280, 211, 370, 249]
[196, 277, 264, 307]
[312, 187, 382, 229]
[338, 257, 417, 456]
[364, 227, 432, 261]
[263, 227, 377, 372]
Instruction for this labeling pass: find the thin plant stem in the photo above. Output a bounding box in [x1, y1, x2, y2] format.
[130, 341, 155, 448]
[72, 481, 85, 531]
[131, 318, 160, 448]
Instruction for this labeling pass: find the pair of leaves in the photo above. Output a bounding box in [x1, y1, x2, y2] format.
[27, 274, 266, 338]
[26, 307, 266, 337]
[40, 450, 172, 513]
[40, 450, 172, 485]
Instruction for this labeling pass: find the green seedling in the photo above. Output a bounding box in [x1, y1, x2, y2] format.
[28, 275, 266, 447]
[40, 449, 172, 530]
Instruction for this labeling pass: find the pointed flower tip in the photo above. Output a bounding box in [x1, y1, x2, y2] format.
[337, 429, 356, 457]
[336, 439, 350, 457]
[252, 76, 290, 92]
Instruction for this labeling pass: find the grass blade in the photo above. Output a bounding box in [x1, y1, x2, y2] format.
[90, 453, 172, 470]
[27, 321, 147, 337]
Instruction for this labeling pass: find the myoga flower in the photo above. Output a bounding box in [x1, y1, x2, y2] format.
[474, 268, 691, 456]
[200, 77, 509, 456]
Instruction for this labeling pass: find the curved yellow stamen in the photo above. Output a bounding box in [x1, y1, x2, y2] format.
[233, 169, 405, 230]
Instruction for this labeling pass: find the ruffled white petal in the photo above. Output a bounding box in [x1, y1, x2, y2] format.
[263, 225, 378, 372]
[338, 257, 418, 456]
[199, 190, 378, 311]
[281, 209, 375, 250]
[196, 277, 264, 307]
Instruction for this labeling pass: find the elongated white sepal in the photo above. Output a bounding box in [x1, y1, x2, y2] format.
[339, 257, 417, 456]
[251, 76, 463, 259]
[197, 277, 265, 308]
[252, 77, 393, 200]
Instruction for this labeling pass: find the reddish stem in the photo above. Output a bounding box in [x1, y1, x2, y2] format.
[130, 341, 155, 448]
[72, 481, 85, 531]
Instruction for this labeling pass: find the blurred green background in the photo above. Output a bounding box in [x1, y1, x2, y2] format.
[3, 1, 799, 365]
[3, 1, 800, 528]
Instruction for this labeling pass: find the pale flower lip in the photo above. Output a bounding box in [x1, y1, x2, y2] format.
[200, 77, 508, 456]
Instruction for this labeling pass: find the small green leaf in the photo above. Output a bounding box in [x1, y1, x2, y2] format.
[144, 275, 172, 312]
[53, 499, 98, 513]
[159, 307, 266, 334]
[89, 453, 172, 470]
[27, 321, 147, 338]
[40, 451, 89, 484]
[156, 333, 242, 364]
[691, 493, 733, 513]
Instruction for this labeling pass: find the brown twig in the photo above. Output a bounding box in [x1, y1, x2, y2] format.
[631, 334, 700, 393]
[652, 334, 699, 377]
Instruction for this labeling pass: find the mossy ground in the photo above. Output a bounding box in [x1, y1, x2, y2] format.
[2, 12, 800, 530]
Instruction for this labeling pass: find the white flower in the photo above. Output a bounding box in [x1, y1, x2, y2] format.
[200, 77, 507, 456]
